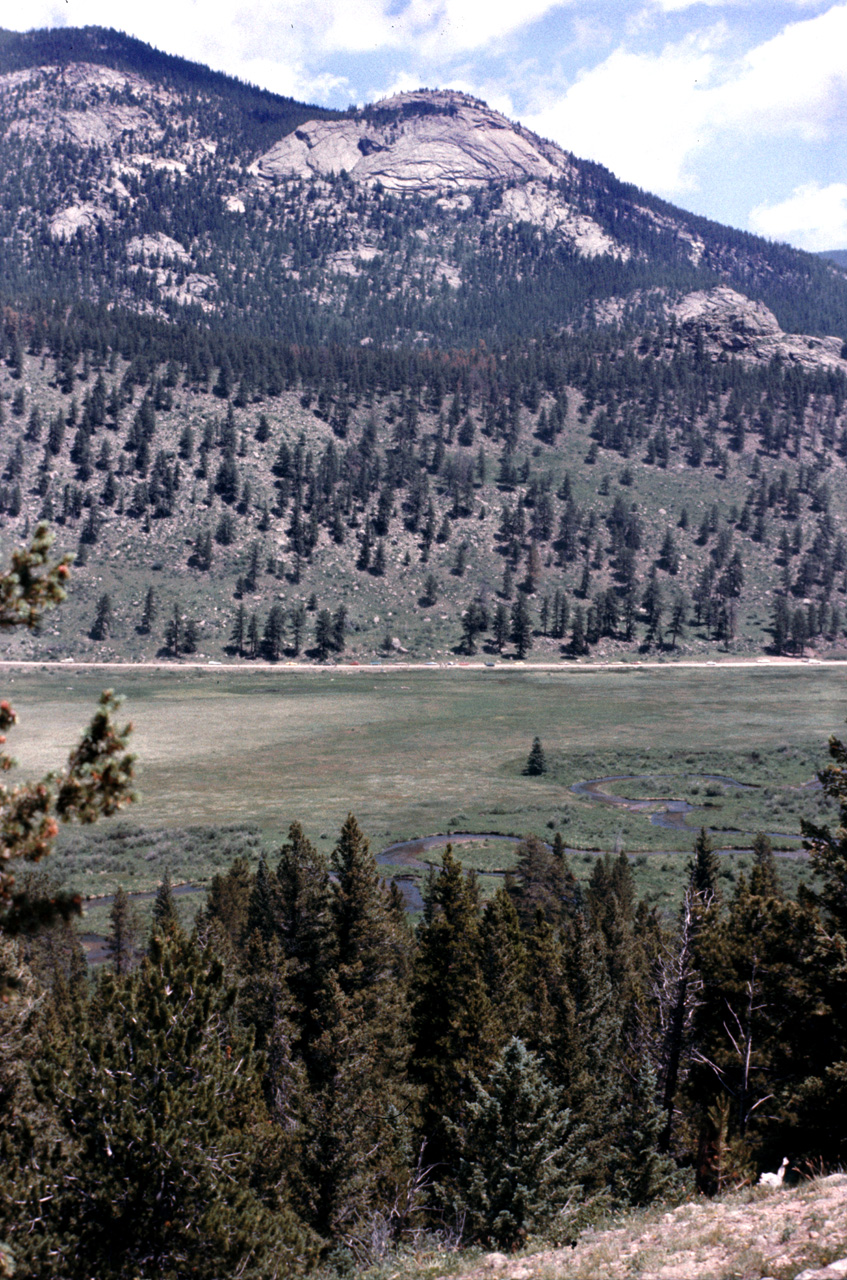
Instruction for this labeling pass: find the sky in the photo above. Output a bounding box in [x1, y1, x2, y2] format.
[5, 0, 847, 250]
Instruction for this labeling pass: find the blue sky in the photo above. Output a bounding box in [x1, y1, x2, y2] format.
[9, 0, 847, 249]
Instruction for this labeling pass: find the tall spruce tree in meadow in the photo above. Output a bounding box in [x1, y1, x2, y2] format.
[524, 736, 547, 775]
[24, 934, 313, 1278]
[447, 1038, 587, 1250]
[410, 846, 495, 1169]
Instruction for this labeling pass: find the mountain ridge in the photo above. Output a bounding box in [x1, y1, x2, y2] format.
[2, 26, 847, 346]
[1, 28, 847, 667]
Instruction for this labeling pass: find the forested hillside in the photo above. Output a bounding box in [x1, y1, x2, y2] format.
[1, 308, 847, 661]
[1, 29, 847, 661]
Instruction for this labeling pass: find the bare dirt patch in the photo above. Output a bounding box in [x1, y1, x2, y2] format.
[434, 1175, 847, 1280]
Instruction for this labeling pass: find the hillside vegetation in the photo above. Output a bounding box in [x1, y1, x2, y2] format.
[1, 324, 847, 662]
[1, 30, 847, 661]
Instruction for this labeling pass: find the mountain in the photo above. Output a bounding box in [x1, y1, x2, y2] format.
[1, 27, 847, 664]
[820, 249, 847, 270]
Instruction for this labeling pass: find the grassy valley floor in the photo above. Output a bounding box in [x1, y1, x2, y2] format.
[3, 662, 842, 919]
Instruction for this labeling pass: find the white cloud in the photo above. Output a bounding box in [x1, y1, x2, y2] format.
[15, 0, 571, 63]
[716, 3, 847, 138]
[524, 33, 719, 192]
[523, 4, 847, 195]
[750, 182, 847, 251]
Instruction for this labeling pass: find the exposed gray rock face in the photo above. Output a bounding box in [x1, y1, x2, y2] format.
[0, 63, 170, 146]
[252, 89, 574, 192]
[671, 286, 847, 370]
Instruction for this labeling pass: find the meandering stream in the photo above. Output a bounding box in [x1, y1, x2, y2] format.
[78, 774, 812, 961]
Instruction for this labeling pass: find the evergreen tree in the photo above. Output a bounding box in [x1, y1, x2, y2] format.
[197, 856, 253, 959]
[140, 585, 157, 634]
[524, 736, 547, 776]
[302, 816, 412, 1239]
[551, 914, 624, 1191]
[480, 888, 529, 1047]
[410, 847, 494, 1167]
[314, 608, 334, 660]
[275, 823, 336, 1060]
[105, 885, 139, 975]
[230, 602, 247, 656]
[493, 602, 510, 652]
[689, 828, 721, 904]
[25, 934, 311, 1278]
[751, 831, 781, 898]
[90, 591, 113, 641]
[151, 870, 182, 940]
[447, 1038, 586, 1249]
[510, 595, 533, 659]
[608, 1062, 684, 1206]
[508, 834, 579, 932]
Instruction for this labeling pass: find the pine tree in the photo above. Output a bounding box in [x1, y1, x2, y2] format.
[26, 934, 312, 1277]
[197, 856, 253, 959]
[493, 602, 510, 652]
[140, 585, 157, 634]
[608, 1061, 684, 1206]
[447, 1038, 586, 1249]
[90, 591, 113, 641]
[508, 834, 579, 932]
[314, 608, 334, 660]
[230, 602, 247, 656]
[105, 885, 139, 975]
[480, 888, 529, 1047]
[246, 855, 281, 946]
[551, 914, 624, 1191]
[151, 870, 182, 940]
[410, 847, 495, 1167]
[689, 828, 721, 906]
[750, 831, 781, 898]
[164, 602, 183, 658]
[275, 822, 337, 1060]
[510, 595, 533, 659]
[524, 736, 547, 775]
[301, 815, 413, 1239]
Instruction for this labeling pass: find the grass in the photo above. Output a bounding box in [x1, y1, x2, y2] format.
[4, 664, 841, 914]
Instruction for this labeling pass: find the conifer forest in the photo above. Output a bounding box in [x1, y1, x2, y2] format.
[2, 25, 847, 1280]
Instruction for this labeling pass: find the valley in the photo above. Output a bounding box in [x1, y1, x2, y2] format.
[3, 25, 847, 1279]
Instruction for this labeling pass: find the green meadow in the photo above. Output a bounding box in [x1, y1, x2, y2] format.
[5, 662, 845, 913]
